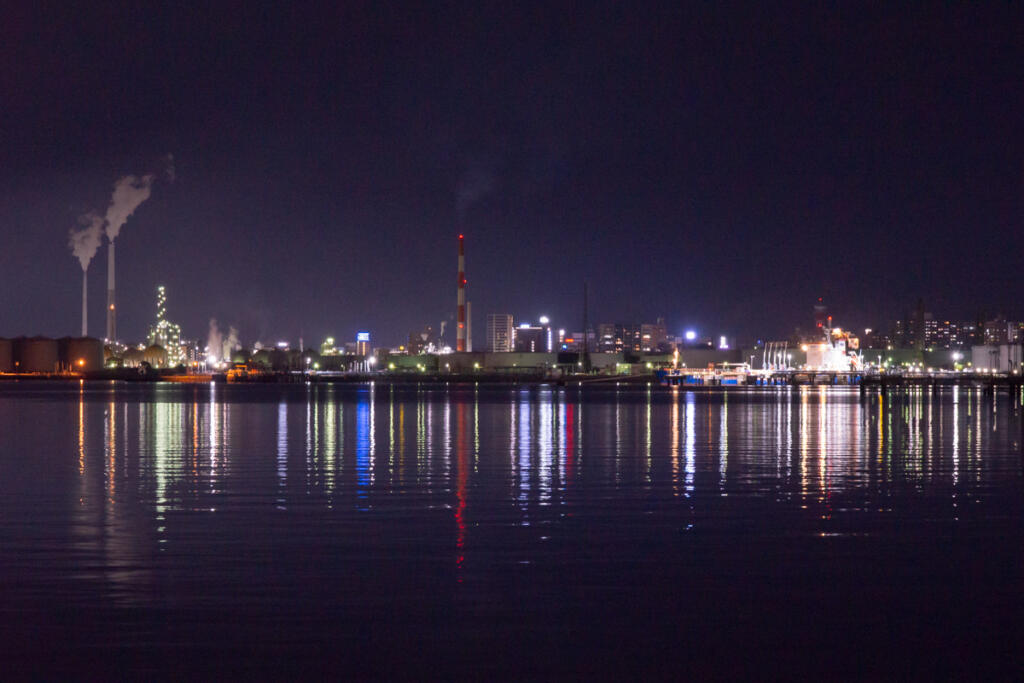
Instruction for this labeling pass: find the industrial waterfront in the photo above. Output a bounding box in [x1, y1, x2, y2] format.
[3, 380, 1024, 678]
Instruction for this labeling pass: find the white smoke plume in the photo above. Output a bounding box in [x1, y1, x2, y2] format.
[163, 153, 176, 182]
[207, 319, 223, 363]
[223, 326, 240, 360]
[456, 158, 496, 221]
[104, 174, 155, 241]
[68, 211, 105, 270]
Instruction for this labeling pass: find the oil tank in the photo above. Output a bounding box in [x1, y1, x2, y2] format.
[64, 337, 104, 372]
[122, 347, 145, 368]
[0, 338, 12, 372]
[17, 336, 59, 373]
[143, 344, 167, 368]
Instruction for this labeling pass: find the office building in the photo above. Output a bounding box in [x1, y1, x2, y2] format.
[487, 314, 514, 352]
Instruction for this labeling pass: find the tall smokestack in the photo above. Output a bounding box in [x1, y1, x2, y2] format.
[81, 271, 88, 337]
[466, 301, 472, 352]
[457, 234, 466, 352]
[102, 172, 155, 344]
[69, 211, 104, 338]
[106, 241, 116, 342]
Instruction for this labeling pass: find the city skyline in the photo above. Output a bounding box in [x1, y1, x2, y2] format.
[2, 4, 1022, 347]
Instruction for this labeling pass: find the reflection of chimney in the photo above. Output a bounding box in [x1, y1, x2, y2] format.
[456, 234, 466, 352]
[106, 242, 116, 342]
[81, 271, 88, 337]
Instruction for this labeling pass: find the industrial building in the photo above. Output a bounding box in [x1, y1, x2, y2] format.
[0, 336, 104, 373]
[971, 345, 1024, 373]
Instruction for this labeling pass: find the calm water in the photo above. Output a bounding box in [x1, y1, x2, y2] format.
[3, 380, 1024, 679]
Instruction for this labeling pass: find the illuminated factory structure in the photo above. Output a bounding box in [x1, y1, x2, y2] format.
[146, 285, 187, 366]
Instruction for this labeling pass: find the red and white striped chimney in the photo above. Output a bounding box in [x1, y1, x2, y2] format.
[457, 234, 466, 352]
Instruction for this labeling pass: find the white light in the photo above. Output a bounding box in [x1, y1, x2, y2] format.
[539, 316, 550, 325]
[519, 323, 531, 329]
[685, 330, 697, 341]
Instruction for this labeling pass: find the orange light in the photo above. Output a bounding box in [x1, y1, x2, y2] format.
[77, 358, 85, 366]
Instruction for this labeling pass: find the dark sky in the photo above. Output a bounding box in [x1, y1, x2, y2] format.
[2, 2, 1022, 347]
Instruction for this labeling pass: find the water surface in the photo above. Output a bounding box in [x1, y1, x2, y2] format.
[3, 381, 1023, 678]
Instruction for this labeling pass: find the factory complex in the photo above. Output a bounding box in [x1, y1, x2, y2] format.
[3, 233, 1020, 381]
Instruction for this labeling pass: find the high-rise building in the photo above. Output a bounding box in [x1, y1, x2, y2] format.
[487, 314, 514, 352]
[984, 316, 1011, 345]
[597, 323, 643, 352]
[641, 318, 667, 352]
[355, 331, 370, 357]
[513, 324, 546, 353]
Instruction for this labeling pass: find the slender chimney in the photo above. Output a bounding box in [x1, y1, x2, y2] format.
[582, 280, 591, 373]
[81, 270, 88, 337]
[466, 301, 472, 352]
[457, 234, 466, 352]
[106, 241, 116, 342]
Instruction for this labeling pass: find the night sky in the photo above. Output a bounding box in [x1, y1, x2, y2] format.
[2, 3, 1022, 347]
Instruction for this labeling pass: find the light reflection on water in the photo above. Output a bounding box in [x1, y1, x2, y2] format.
[55, 386, 1022, 547]
[3, 381, 1024, 675]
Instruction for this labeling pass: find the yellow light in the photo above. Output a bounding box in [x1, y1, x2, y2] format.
[77, 358, 85, 367]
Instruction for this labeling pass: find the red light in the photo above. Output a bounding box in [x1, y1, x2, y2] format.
[458, 234, 463, 239]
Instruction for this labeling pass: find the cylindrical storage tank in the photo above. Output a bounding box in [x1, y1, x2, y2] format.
[143, 345, 167, 368]
[65, 337, 105, 372]
[122, 348, 145, 368]
[0, 338, 12, 373]
[19, 337, 59, 373]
